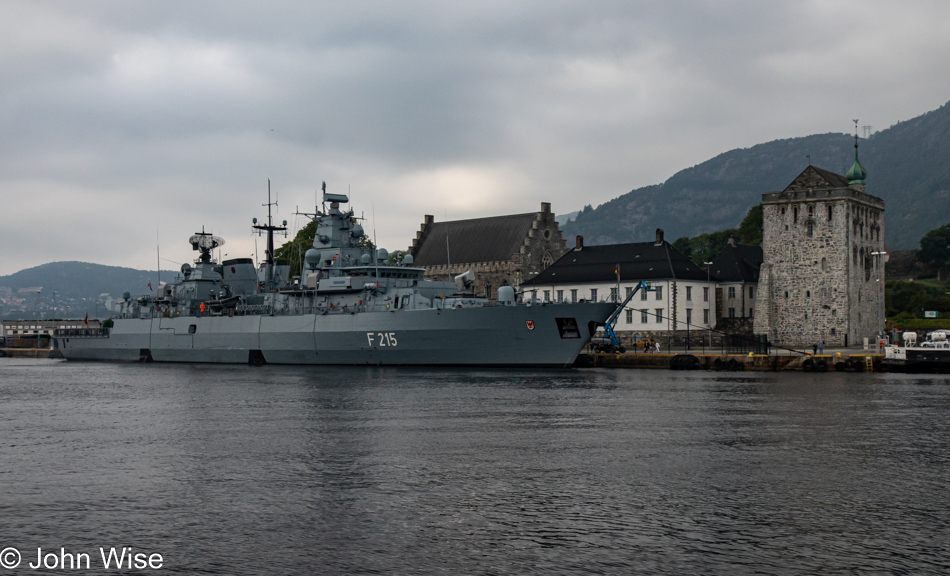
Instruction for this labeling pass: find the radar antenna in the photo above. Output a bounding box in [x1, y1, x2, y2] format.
[189, 227, 225, 264]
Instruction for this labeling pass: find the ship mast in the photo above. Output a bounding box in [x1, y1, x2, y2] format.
[252, 179, 287, 289]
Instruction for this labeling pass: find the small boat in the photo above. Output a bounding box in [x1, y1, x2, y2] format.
[882, 330, 950, 373]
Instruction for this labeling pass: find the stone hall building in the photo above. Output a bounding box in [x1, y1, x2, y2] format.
[753, 138, 885, 347]
[407, 202, 568, 298]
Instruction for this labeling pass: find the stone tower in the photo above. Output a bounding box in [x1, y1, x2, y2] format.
[753, 133, 885, 347]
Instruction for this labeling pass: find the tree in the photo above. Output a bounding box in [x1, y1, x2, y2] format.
[737, 204, 763, 245]
[917, 223, 950, 266]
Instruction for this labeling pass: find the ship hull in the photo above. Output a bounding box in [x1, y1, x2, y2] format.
[52, 302, 615, 367]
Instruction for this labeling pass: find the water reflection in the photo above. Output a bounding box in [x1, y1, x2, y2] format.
[0, 360, 947, 574]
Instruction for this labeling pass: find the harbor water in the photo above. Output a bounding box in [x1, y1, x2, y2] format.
[0, 359, 947, 574]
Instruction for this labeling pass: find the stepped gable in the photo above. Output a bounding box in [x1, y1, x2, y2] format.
[710, 240, 763, 283]
[410, 212, 538, 266]
[523, 238, 709, 286]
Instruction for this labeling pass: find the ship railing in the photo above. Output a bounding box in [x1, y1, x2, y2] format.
[54, 328, 110, 338]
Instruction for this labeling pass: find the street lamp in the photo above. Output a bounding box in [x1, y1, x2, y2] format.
[704, 261, 714, 347]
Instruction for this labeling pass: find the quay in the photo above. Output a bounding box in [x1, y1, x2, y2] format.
[580, 351, 885, 371]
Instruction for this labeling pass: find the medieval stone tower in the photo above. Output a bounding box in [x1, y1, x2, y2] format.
[753, 133, 885, 347]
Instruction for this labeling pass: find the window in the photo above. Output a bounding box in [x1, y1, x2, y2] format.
[749, 308, 754, 317]
[784, 291, 789, 298]
[704, 309, 709, 324]
[571, 289, 577, 302]
[641, 309, 649, 323]
[749, 286, 754, 299]
[655, 308, 663, 323]
[686, 309, 692, 324]
[626, 286, 633, 298]
[728, 307, 735, 318]
[590, 288, 598, 302]
[806, 290, 811, 298]
[655, 286, 663, 301]
[828, 205, 833, 221]
[543, 290, 551, 302]
[610, 287, 618, 302]
[686, 286, 692, 301]
[830, 327, 837, 336]
[832, 309, 837, 317]
[626, 310, 633, 324]
[794, 207, 798, 223]
[807, 221, 814, 237]
[728, 287, 736, 299]
[822, 257, 828, 272]
[557, 290, 563, 303]
[640, 289, 648, 301]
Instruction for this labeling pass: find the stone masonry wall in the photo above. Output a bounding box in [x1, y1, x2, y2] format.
[754, 185, 885, 347]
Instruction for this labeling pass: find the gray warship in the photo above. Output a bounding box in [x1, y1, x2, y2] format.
[52, 187, 618, 366]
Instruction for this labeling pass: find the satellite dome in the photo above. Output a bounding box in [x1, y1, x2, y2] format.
[402, 254, 414, 265]
[351, 224, 364, 237]
[304, 248, 321, 269]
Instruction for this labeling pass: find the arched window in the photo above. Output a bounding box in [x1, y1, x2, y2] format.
[806, 221, 814, 237]
[541, 251, 553, 269]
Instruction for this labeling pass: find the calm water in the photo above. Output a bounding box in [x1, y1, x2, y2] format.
[0, 359, 947, 575]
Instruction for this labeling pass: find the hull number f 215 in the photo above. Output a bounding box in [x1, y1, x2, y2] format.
[367, 332, 398, 347]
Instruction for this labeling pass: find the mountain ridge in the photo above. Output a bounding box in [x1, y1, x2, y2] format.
[562, 100, 950, 250]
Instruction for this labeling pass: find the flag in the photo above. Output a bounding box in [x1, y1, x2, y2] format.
[84, 313, 89, 326]
[615, 264, 620, 279]
[148, 281, 153, 291]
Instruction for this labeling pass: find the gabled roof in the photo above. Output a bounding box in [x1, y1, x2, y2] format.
[783, 165, 850, 192]
[522, 241, 711, 286]
[412, 213, 537, 266]
[709, 242, 762, 283]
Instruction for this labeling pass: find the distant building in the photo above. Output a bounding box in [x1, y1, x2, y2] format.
[2, 318, 101, 338]
[753, 136, 885, 347]
[521, 230, 716, 346]
[708, 237, 763, 330]
[408, 203, 568, 298]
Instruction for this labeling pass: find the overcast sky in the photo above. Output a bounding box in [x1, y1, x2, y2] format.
[2, 0, 949, 277]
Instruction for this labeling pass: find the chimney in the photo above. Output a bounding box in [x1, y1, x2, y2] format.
[727, 235, 735, 247]
[655, 228, 664, 246]
[575, 235, 584, 250]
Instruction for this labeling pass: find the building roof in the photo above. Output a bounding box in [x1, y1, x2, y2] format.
[709, 241, 763, 283]
[522, 241, 711, 286]
[784, 165, 851, 191]
[411, 213, 538, 266]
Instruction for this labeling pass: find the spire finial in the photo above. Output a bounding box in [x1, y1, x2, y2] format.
[846, 118, 867, 184]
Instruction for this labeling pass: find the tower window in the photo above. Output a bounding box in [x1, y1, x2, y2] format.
[828, 205, 833, 221]
[807, 221, 814, 237]
[794, 207, 798, 223]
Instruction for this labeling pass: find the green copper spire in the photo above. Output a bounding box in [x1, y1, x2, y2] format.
[846, 119, 867, 184]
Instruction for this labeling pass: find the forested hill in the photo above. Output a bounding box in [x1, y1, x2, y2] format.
[0, 261, 174, 301]
[562, 99, 950, 250]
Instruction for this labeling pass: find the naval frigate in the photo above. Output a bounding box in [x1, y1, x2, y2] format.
[52, 187, 618, 366]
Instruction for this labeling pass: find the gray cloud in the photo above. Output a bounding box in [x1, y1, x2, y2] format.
[2, 0, 949, 276]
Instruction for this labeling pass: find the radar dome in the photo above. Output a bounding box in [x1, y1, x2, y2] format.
[351, 224, 364, 237]
[402, 254, 414, 265]
[376, 248, 389, 262]
[304, 248, 321, 269]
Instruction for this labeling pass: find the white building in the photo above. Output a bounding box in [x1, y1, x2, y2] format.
[521, 231, 717, 346]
